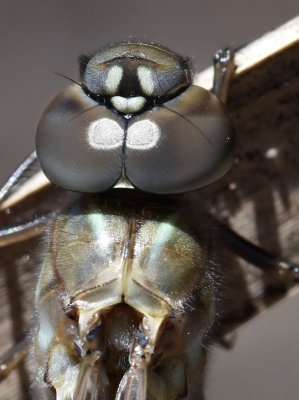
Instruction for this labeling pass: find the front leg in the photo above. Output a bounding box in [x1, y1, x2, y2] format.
[212, 48, 235, 104]
[0, 332, 33, 382]
[216, 219, 299, 284]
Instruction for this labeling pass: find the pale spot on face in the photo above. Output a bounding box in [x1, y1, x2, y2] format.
[265, 147, 279, 159]
[111, 96, 146, 113]
[105, 65, 123, 95]
[87, 118, 124, 149]
[127, 119, 161, 149]
[137, 66, 154, 95]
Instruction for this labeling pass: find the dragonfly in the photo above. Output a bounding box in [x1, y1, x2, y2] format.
[0, 37, 298, 400]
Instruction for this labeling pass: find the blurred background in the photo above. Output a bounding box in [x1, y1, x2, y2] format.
[0, 1, 298, 399]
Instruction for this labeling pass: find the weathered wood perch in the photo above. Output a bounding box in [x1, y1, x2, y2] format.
[196, 15, 299, 329]
[0, 15, 298, 400]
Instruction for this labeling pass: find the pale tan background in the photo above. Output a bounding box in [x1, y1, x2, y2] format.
[0, 1, 299, 399]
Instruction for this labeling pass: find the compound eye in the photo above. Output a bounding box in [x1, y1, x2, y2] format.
[125, 85, 235, 194]
[36, 84, 125, 192]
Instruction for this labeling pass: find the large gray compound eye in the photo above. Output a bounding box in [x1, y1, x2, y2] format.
[36, 42, 235, 195]
[124, 85, 235, 194]
[36, 84, 125, 192]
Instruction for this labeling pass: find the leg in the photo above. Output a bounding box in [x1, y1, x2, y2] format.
[215, 219, 299, 284]
[0, 215, 50, 247]
[0, 151, 38, 204]
[212, 48, 235, 104]
[0, 152, 61, 246]
[0, 152, 50, 211]
[0, 332, 33, 382]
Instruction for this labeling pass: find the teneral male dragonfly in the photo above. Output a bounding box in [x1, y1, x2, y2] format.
[0, 37, 298, 400]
